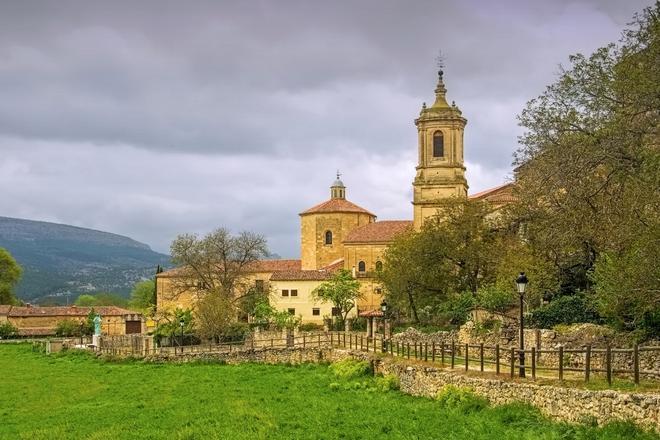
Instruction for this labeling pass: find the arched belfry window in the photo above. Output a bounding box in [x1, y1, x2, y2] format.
[433, 131, 444, 158]
[375, 261, 383, 272]
[358, 261, 366, 272]
[325, 230, 333, 245]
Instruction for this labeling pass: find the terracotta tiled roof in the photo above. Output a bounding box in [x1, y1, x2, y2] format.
[246, 259, 301, 272]
[344, 220, 413, 244]
[270, 270, 335, 281]
[300, 199, 376, 216]
[158, 259, 302, 278]
[0, 305, 11, 316]
[469, 183, 516, 203]
[6, 306, 141, 317]
[270, 258, 344, 281]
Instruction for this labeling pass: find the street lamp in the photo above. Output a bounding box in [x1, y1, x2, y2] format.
[179, 318, 185, 353]
[516, 272, 529, 378]
[380, 300, 388, 353]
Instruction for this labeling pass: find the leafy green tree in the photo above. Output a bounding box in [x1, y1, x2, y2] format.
[55, 319, 83, 337]
[129, 280, 156, 313]
[379, 199, 556, 324]
[312, 269, 361, 330]
[75, 294, 97, 307]
[514, 3, 659, 332]
[0, 247, 22, 305]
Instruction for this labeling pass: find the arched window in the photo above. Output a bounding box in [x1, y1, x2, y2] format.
[375, 261, 383, 272]
[358, 261, 366, 272]
[325, 230, 333, 245]
[433, 131, 444, 158]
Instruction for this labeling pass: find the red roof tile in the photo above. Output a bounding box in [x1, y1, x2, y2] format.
[158, 259, 302, 278]
[270, 270, 335, 281]
[344, 220, 413, 244]
[300, 199, 376, 216]
[359, 309, 384, 317]
[469, 183, 516, 203]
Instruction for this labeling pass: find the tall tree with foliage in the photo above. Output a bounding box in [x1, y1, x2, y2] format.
[514, 4, 659, 333]
[0, 247, 22, 305]
[379, 199, 557, 324]
[129, 280, 156, 314]
[169, 228, 269, 336]
[312, 269, 362, 329]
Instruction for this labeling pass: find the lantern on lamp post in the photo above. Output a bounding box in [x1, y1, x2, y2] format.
[516, 272, 529, 378]
[380, 300, 389, 353]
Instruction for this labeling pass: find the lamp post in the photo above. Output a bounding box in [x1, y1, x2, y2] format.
[179, 318, 185, 354]
[380, 300, 388, 353]
[516, 272, 529, 378]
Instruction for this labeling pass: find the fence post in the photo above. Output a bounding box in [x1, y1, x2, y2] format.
[558, 346, 564, 381]
[510, 347, 515, 378]
[451, 341, 455, 369]
[633, 344, 640, 385]
[495, 344, 500, 375]
[465, 344, 469, 371]
[407, 343, 410, 359]
[606, 345, 612, 386]
[425, 343, 428, 362]
[531, 347, 536, 380]
[414, 343, 418, 359]
[585, 345, 591, 383]
[480, 343, 484, 372]
[440, 342, 445, 366]
[432, 342, 435, 363]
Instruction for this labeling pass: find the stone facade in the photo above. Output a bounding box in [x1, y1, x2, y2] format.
[412, 70, 468, 230]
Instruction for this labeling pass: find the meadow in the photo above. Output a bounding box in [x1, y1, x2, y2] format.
[1, 344, 657, 440]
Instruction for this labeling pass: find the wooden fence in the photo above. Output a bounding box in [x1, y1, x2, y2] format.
[93, 332, 659, 385]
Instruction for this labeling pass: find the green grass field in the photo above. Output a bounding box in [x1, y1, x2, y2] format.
[1, 344, 658, 440]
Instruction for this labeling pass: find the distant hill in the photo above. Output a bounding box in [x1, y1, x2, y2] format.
[0, 216, 170, 303]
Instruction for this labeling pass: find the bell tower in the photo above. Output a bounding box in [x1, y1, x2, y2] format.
[412, 70, 468, 230]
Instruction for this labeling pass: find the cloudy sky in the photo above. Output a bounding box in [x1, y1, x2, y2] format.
[0, 0, 653, 257]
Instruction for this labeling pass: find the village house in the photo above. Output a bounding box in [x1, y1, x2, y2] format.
[0, 305, 144, 336]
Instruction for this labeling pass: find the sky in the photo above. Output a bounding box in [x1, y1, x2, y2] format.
[0, 0, 653, 257]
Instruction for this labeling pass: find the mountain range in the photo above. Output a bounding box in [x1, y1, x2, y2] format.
[0, 216, 170, 304]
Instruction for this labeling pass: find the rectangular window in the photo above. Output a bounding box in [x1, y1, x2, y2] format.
[312, 308, 320, 316]
[331, 307, 340, 317]
[282, 289, 289, 297]
[290, 289, 298, 297]
[288, 308, 296, 315]
[255, 280, 264, 292]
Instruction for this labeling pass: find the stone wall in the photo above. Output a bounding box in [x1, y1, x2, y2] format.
[140, 346, 334, 365]
[335, 349, 660, 430]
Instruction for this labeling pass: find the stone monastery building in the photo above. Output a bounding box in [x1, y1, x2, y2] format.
[156, 71, 514, 324]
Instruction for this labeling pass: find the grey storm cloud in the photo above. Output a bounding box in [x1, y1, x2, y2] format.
[0, 0, 654, 256]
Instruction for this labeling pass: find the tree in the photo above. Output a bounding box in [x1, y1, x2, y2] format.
[312, 269, 362, 329]
[194, 294, 235, 341]
[74, 292, 128, 307]
[0, 247, 22, 305]
[129, 280, 156, 314]
[169, 228, 269, 301]
[169, 228, 269, 334]
[514, 3, 659, 332]
[379, 199, 558, 325]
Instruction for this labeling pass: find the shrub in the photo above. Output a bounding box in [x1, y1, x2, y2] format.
[298, 323, 324, 332]
[436, 385, 489, 413]
[329, 359, 372, 380]
[220, 322, 250, 343]
[476, 285, 516, 313]
[530, 294, 602, 329]
[375, 374, 399, 391]
[55, 319, 82, 337]
[0, 322, 18, 339]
